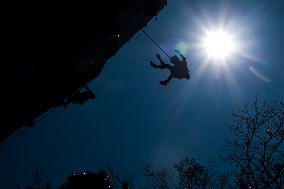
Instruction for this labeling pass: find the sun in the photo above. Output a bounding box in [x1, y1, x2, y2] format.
[201, 29, 238, 62]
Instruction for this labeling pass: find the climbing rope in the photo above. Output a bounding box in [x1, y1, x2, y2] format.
[142, 29, 171, 59]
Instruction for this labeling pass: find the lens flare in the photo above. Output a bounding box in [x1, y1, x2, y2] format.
[201, 29, 238, 62]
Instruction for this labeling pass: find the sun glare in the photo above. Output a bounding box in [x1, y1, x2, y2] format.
[201, 29, 237, 62]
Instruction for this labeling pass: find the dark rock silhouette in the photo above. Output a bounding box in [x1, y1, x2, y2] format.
[2, 0, 167, 142]
[63, 85, 95, 107]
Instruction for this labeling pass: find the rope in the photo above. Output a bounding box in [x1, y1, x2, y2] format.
[142, 29, 171, 59]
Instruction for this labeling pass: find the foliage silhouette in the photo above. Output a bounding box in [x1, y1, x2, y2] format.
[14, 169, 51, 189]
[14, 97, 284, 189]
[58, 170, 112, 189]
[174, 157, 213, 189]
[144, 164, 172, 189]
[106, 163, 135, 189]
[224, 97, 284, 189]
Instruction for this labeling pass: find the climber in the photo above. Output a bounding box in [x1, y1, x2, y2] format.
[150, 50, 190, 85]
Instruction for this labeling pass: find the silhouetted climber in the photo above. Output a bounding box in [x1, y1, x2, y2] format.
[63, 85, 95, 107]
[150, 50, 190, 86]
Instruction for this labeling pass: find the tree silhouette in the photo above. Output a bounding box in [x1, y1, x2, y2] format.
[13, 169, 52, 189]
[58, 170, 112, 189]
[174, 157, 213, 189]
[224, 97, 284, 189]
[14, 97, 284, 189]
[144, 164, 172, 189]
[106, 163, 135, 189]
[143, 157, 217, 189]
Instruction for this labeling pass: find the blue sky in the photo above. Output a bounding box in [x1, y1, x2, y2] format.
[1, 0, 284, 188]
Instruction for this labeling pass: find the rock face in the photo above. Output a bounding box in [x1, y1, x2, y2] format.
[2, 0, 167, 142]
